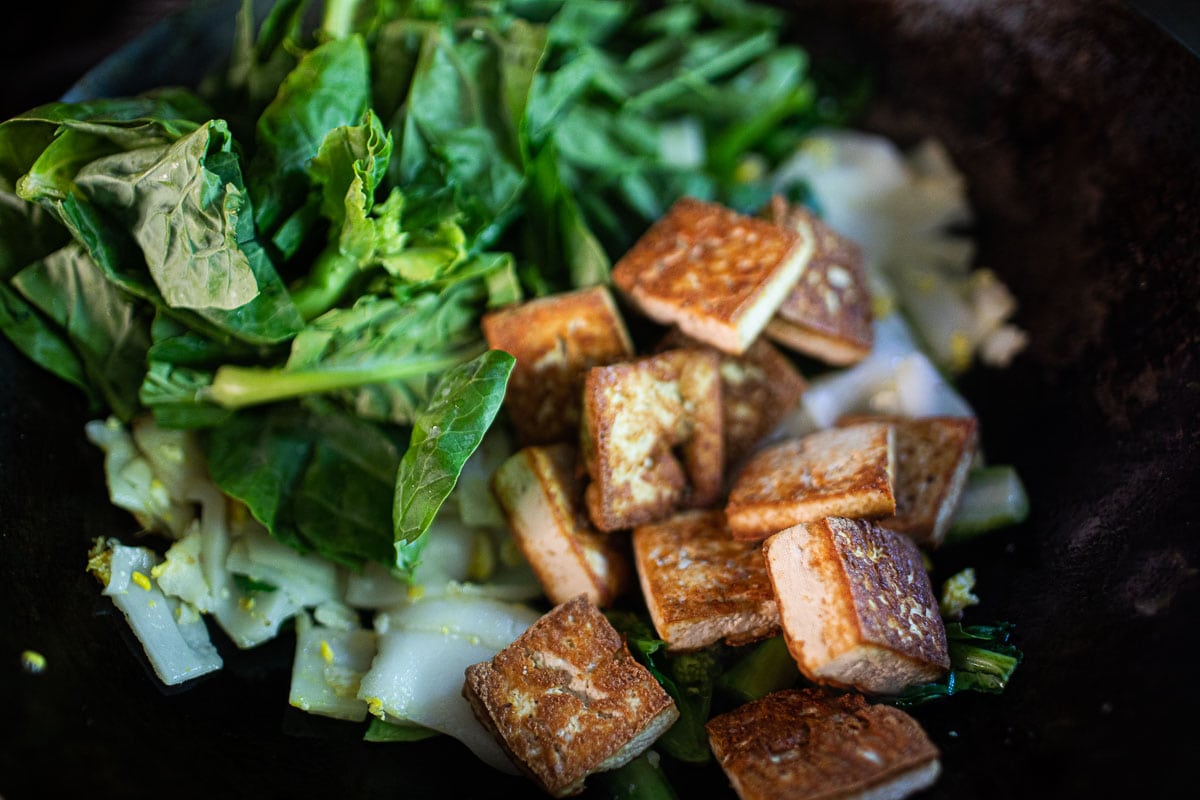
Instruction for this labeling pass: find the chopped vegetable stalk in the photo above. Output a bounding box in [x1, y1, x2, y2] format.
[289, 611, 376, 722]
[946, 465, 1030, 543]
[357, 595, 540, 773]
[717, 636, 800, 701]
[225, 523, 342, 608]
[85, 417, 196, 538]
[592, 750, 679, 800]
[771, 130, 1026, 373]
[91, 539, 223, 686]
[799, 312, 972, 428]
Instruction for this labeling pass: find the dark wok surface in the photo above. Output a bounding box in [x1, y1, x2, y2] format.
[2, 1, 1198, 797]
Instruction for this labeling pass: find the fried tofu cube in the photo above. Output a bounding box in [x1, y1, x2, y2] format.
[838, 414, 979, 547]
[632, 510, 780, 652]
[724, 423, 896, 541]
[763, 518, 950, 695]
[482, 285, 635, 446]
[491, 443, 630, 607]
[762, 198, 874, 366]
[581, 349, 723, 532]
[658, 328, 808, 467]
[706, 688, 942, 800]
[463, 596, 679, 797]
[612, 197, 814, 355]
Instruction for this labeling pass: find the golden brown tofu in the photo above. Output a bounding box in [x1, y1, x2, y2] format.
[632, 510, 780, 652]
[491, 444, 630, 607]
[658, 328, 808, 467]
[463, 596, 679, 797]
[706, 688, 942, 800]
[838, 414, 979, 547]
[482, 285, 635, 446]
[581, 349, 723, 532]
[762, 198, 874, 366]
[763, 518, 950, 696]
[724, 423, 896, 541]
[612, 197, 814, 355]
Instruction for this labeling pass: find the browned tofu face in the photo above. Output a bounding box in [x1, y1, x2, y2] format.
[838, 415, 979, 547]
[490, 444, 631, 607]
[612, 197, 814, 355]
[482, 286, 634, 446]
[658, 328, 808, 468]
[763, 198, 875, 366]
[462, 596, 679, 797]
[724, 423, 896, 541]
[763, 518, 950, 696]
[632, 510, 780, 651]
[581, 349, 724, 532]
[706, 689, 941, 800]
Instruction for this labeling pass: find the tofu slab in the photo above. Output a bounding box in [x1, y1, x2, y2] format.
[706, 688, 941, 800]
[658, 328, 808, 467]
[581, 349, 723, 531]
[632, 510, 780, 651]
[763, 518, 950, 696]
[725, 423, 896, 541]
[838, 415, 979, 547]
[612, 197, 814, 355]
[491, 444, 631, 607]
[463, 596, 679, 797]
[482, 285, 634, 446]
[763, 198, 874, 366]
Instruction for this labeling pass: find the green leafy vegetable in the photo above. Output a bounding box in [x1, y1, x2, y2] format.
[886, 622, 1023, 708]
[946, 465, 1031, 543]
[392, 349, 514, 569]
[362, 717, 442, 743]
[717, 636, 800, 702]
[592, 751, 679, 800]
[11, 244, 151, 420]
[605, 610, 718, 764]
[205, 400, 403, 568]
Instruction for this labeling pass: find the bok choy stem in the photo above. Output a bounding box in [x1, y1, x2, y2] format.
[203, 349, 480, 409]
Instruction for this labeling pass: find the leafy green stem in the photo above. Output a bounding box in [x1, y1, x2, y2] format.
[204, 348, 480, 409]
[289, 248, 365, 321]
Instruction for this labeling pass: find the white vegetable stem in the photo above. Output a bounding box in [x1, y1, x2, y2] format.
[103, 543, 222, 686]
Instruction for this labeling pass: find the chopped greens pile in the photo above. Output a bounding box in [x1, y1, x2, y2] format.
[0, 0, 1030, 795]
[0, 0, 860, 570]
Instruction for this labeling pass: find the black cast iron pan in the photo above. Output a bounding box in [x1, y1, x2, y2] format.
[2, 1, 1198, 797]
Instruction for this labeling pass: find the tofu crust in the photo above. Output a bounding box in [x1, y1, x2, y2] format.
[763, 518, 950, 696]
[762, 198, 874, 366]
[463, 596, 679, 797]
[612, 197, 814, 355]
[482, 285, 634, 446]
[724, 424, 896, 541]
[838, 415, 979, 547]
[491, 444, 631, 607]
[706, 688, 941, 800]
[632, 510, 780, 651]
[581, 349, 724, 532]
[658, 328, 808, 467]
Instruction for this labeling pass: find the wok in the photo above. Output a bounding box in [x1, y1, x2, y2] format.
[2, 1, 1198, 797]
